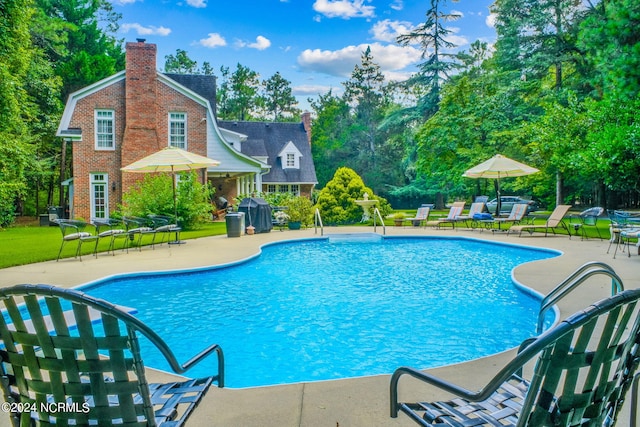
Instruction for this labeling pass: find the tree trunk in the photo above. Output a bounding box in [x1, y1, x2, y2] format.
[556, 171, 564, 207]
[435, 192, 445, 210]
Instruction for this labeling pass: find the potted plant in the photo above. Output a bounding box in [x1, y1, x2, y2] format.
[283, 196, 313, 230]
[273, 210, 290, 231]
[392, 212, 405, 227]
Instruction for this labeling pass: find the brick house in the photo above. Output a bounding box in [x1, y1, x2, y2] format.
[56, 39, 317, 220]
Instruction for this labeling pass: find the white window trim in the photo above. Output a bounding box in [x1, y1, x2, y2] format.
[278, 141, 302, 169]
[169, 112, 187, 149]
[94, 109, 115, 151]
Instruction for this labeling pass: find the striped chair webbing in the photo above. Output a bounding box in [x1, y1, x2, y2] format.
[524, 300, 640, 426]
[0, 293, 155, 426]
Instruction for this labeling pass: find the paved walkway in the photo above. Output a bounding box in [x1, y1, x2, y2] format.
[1, 225, 638, 426]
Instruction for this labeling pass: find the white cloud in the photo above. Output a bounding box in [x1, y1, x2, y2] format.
[445, 27, 469, 48]
[450, 9, 464, 18]
[486, 13, 497, 28]
[313, 0, 375, 19]
[390, 0, 403, 11]
[236, 35, 271, 50]
[370, 19, 413, 43]
[293, 84, 338, 96]
[198, 33, 227, 48]
[186, 0, 206, 7]
[120, 23, 171, 36]
[297, 42, 421, 77]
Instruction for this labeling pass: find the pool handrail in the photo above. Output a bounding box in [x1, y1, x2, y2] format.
[373, 207, 386, 235]
[314, 208, 324, 236]
[536, 261, 624, 333]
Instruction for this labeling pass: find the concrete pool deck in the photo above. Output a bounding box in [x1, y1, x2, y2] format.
[0, 225, 638, 426]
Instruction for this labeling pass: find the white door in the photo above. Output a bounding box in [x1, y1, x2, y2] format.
[90, 173, 109, 219]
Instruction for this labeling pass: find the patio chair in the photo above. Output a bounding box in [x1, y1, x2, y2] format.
[0, 284, 224, 426]
[123, 216, 156, 251]
[569, 207, 604, 240]
[607, 210, 640, 257]
[92, 218, 128, 255]
[427, 202, 465, 229]
[55, 219, 100, 261]
[391, 287, 640, 427]
[404, 206, 431, 228]
[508, 204, 572, 237]
[149, 214, 182, 246]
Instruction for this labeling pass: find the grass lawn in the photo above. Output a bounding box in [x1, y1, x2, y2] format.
[0, 211, 612, 270]
[0, 218, 227, 269]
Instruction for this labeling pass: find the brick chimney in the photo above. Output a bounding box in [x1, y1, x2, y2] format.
[122, 39, 160, 169]
[301, 111, 312, 145]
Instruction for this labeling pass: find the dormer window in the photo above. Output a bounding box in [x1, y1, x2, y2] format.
[279, 141, 302, 169]
[286, 153, 295, 167]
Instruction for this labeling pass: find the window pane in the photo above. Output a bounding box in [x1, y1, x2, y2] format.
[93, 183, 106, 218]
[286, 153, 295, 167]
[95, 110, 114, 149]
[169, 112, 186, 149]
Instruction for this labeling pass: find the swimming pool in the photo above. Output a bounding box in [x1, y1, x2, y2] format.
[82, 235, 560, 388]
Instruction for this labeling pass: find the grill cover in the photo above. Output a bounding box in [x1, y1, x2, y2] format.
[238, 198, 273, 233]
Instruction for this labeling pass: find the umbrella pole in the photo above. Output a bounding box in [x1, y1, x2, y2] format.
[169, 169, 185, 245]
[495, 175, 501, 216]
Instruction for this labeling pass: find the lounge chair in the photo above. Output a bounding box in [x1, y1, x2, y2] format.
[404, 206, 431, 227]
[427, 202, 465, 229]
[55, 219, 100, 261]
[508, 204, 572, 237]
[391, 288, 640, 427]
[487, 202, 529, 231]
[0, 284, 224, 426]
[453, 202, 486, 228]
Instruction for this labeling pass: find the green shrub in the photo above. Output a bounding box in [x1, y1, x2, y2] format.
[282, 195, 314, 225]
[120, 172, 213, 229]
[315, 167, 391, 224]
[0, 183, 23, 228]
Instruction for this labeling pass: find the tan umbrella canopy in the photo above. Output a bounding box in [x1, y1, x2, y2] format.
[122, 146, 220, 221]
[463, 154, 539, 214]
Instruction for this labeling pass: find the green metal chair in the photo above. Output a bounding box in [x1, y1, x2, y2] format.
[569, 207, 605, 240]
[123, 216, 156, 251]
[55, 219, 100, 261]
[0, 284, 224, 426]
[391, 288, 640, 427]
[92, 218, 128, 255]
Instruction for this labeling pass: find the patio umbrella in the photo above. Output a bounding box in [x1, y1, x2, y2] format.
[462, 154, 539, 215]
[121, 146, 220, 222]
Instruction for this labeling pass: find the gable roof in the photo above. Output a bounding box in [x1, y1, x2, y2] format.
[218, 120, 317, 184]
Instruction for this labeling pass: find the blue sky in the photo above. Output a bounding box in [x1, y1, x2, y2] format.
[111, 0, 497, 110]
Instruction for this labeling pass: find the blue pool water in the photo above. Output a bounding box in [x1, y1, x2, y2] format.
[82, 235, 559, 388]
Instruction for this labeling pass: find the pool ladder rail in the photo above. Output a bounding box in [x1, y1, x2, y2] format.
[537, 261, 624, 334]
[314, 208, 324, 236]
[314, 208, 386, 236]
[372, 207, 386, 235]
